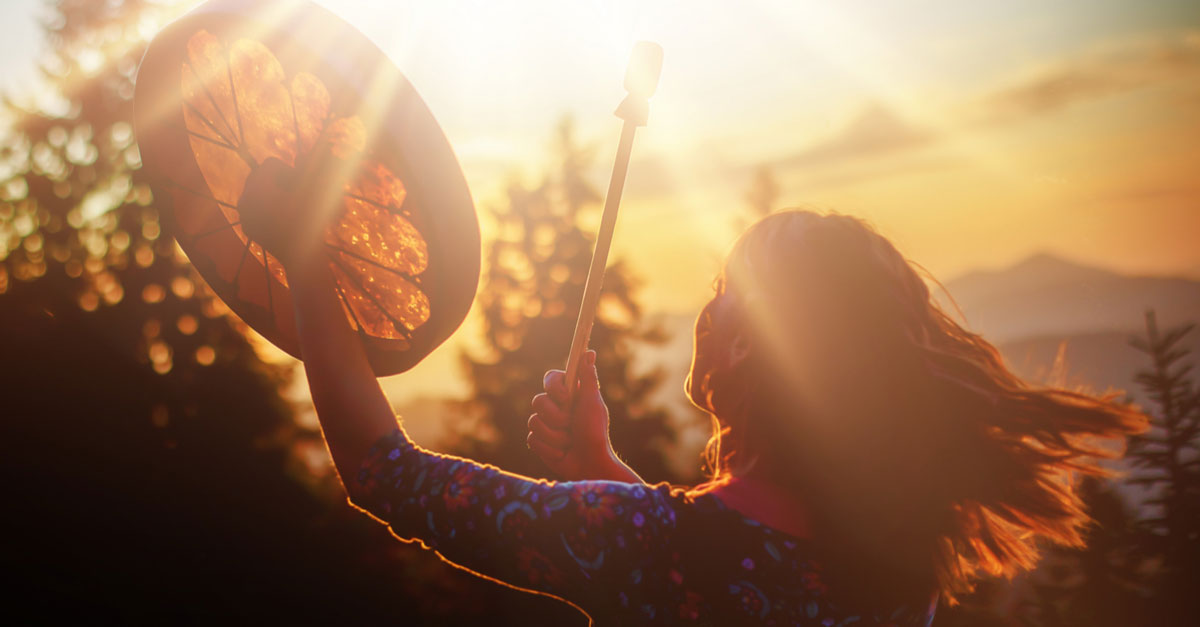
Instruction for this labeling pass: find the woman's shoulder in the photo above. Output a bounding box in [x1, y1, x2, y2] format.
[655, 486, 938, 626]
[667, 482, 811, 543]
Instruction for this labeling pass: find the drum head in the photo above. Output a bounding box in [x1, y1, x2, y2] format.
[134, 0, 479, 375]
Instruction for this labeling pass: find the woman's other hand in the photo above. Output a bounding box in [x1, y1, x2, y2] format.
[528, 351, 643, 483]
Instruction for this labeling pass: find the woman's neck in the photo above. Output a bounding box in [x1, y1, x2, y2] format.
[704, 471, 814, 540]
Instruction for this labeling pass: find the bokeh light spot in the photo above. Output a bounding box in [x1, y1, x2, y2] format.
[142, 283, 165, 304]
[195, 345, 215, 365]
[177, 314, 198, 335]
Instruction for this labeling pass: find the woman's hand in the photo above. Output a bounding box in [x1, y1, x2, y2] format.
[527, 351, 643, 483]
[238, 144, 349, 273]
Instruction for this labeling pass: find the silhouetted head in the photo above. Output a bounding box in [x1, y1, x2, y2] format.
[684, 210, 1147, 605]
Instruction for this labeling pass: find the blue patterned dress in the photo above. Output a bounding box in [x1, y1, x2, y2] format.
[355, 427, 938, 626]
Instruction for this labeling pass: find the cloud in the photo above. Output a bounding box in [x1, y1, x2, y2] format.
[974, 30, 1200, 123]
[777, 104, 934, 169]
[762, 31, 1200, 181]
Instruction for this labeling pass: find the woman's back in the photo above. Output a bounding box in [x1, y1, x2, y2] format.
[357, 429, 937, 625]
[665, 492, 936, 625]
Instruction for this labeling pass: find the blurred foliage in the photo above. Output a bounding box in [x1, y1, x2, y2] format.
[452, 118, 686, 485]
[0, 0, 293, 442]
[0, 1, 579, 623]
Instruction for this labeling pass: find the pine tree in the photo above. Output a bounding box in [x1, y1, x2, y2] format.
[454, 118, 680, 484]
[0, 3, 503, 622]
[1022, 477, 1151, 626]
[0, 0, 302, 444]
[733, 164, 779, 232]
[1127, 310, 1200, 621]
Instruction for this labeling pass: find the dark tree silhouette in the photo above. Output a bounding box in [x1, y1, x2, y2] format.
[733, 164, 779, 232]
[1023, 477, 1151, 627]
[930, 578, 1013, 627]
[1127, 310, 1200, 622]
[0, 0, 302, 462]
[452, 118, 681, 485]
[1, 2, 561, 623]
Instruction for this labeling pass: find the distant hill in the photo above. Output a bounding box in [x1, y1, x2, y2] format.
[999, 329, 1200, 400]
[936, 252, 1200, 401]
[938, 252, 1200, 344]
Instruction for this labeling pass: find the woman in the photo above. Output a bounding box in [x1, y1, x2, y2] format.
[241, 158, 1147, 625]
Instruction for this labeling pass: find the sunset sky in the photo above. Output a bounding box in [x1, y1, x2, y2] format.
[301, 0, 1200, 317]
[3, 0, 1197, 410]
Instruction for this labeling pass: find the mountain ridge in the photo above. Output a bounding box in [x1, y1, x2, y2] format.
[937, 252, 1200, 344]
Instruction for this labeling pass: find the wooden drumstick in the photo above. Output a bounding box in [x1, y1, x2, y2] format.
[564, 42, 663, 398]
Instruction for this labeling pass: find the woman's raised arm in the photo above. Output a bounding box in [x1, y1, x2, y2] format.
[286, 255, 398, 503]
[239, 155, 399, 502]
[240, 158, 684, 622]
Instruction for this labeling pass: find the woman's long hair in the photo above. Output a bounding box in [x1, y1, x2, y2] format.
[687, 210, 1148, 605]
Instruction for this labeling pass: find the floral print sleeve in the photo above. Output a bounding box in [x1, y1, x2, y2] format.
[354, 426, 937, 625]
[353, 427, 678, 618]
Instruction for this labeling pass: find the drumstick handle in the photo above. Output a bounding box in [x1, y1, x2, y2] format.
[564, 121, 638, 397]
